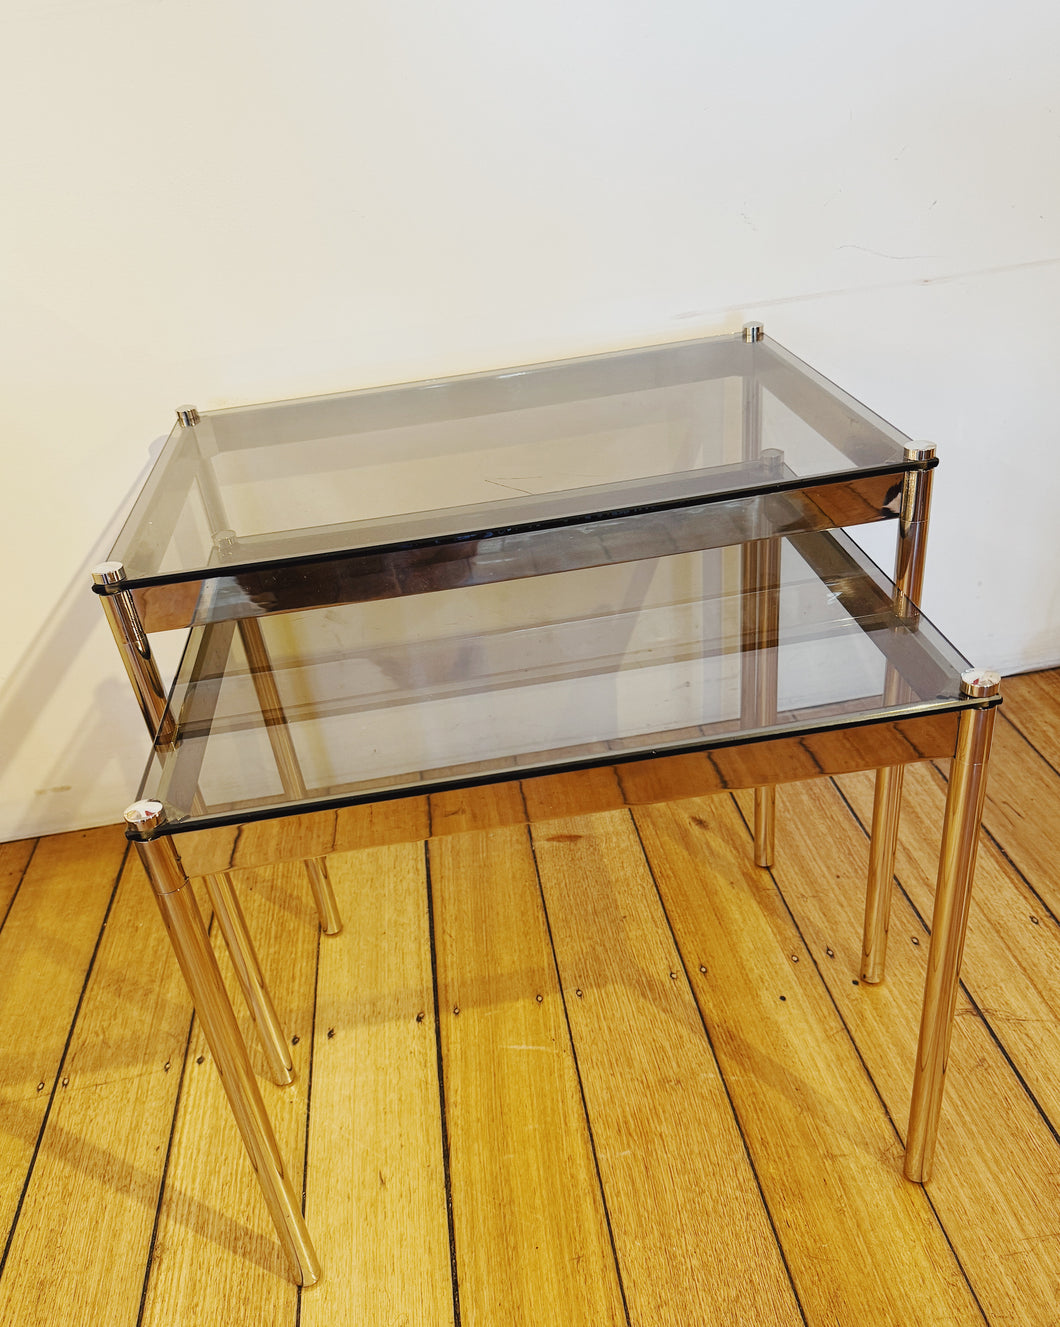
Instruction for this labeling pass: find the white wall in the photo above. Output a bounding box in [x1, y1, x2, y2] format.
[2, 0, 1058, 841]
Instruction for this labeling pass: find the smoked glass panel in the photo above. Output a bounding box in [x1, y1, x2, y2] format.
[138, 528, 970, 834]
[108, 335, 911, 586]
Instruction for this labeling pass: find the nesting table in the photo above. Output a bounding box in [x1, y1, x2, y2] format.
[92, 325, 1000, 1285]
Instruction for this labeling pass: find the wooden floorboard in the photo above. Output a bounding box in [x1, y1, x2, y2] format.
[753, 777, 1060, 1325]
[0, 848, 191, 1326]
[3, 670, 1060, 1323]
[999, 671, 1060, 769]
[641, 793, 983, 1326]
[430, 824, 625, 1327]
[0, 826, 127, 1265]
[532, 809, 801, 1326]
[0, 837, 36, 925]
[301, 842, 453, 1327]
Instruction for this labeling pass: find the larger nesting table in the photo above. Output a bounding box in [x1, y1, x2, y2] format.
[92, 325, 1000, 1285]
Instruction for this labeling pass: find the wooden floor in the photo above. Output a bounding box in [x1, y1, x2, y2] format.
[3, 670, 1060, 1325]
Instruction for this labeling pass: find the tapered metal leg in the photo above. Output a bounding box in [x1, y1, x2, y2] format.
[93, 563, 294, 1079]
[862, 651, 909, 983]
[748, 533, 785, 865]
[904, 671, 1000, 1183]
[237, 616, 343, 935]
[740, 332, 779, 867]
[740, 541, 763, 838]
[745, 532, 781, 868]
[861, 446, 936, 981]
[126, 801, 321, 1285]
[302, 857, 342, 936]
[753, 787, 776, 869]
[92, 564, 174, 744]
[202, 872, 294, 1085]
[861, 765, 903, 982]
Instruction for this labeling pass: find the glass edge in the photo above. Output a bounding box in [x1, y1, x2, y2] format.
[112, 461, 913, 593]
[133, 695, 984, 842]
[184, 330, 748, 421]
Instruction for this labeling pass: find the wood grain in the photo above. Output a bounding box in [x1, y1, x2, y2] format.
[430, 825, 626, 1327]
[0, 837, 35, 923]
[838, 763, 1060, 1128]
[0, 826, 126, 1249]
[755, 777, 1060, 1326]
[532, 809, 803, 1326]
[300, 843, 454, 1327]
[429, 779, 527, 838]
[999, 670, 1060, 767]
[0, 850, 192, 1326]
[6, 668, 1060, 1323]
[973, 712, 1060, 919]
[636, 793, 983, 1326]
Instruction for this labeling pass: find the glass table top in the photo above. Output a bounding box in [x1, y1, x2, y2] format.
[107, 332, 915, 591]
[136, 527, 982, 838]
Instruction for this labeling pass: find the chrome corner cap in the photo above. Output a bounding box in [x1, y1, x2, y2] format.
[960, 669, 1002, 699]
[175, 405, 201, 427]
[742, 322, 764, 343]
[124, 799, 168, 834]
[91, 561, 126, 587]
[905, 443, 937, 462]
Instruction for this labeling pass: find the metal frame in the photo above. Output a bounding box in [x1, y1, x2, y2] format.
[93, 404, 344, 950]
[106, 344, 997, 1283]
[904, 669, 1001, 1180]
[126, 800, 320, 1287]
[861, 445, 937, 983]
[123, 673, 1000, 1276]
[93, 562, 294, 1086]
[236, 616, 342, 935]
[157, 706, 966, 877]
[739, 323, 780, 867]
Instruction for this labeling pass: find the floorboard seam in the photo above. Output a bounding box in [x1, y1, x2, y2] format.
[525, 817, 633, 1327]
[295, 903, 324, 1327]
[827, 774, 1040, 1321]
[837, 769, 1060, 1152]
[425, 841, 462, 1327]
[0, 840, 130, 1283]
[0, 838, 39, 935]
[135, 1006, 197, 1327]
[629, 802, 811, 1327]
[997, 702, 1060, 780]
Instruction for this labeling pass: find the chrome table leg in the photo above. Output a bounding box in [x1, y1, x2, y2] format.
[93, 563, 293, 1083]
[862, 446, 936, 982]
[904, 670, 1001, 1183]
[126, 801, 320, 1285]
[237, 616, 343, 936]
